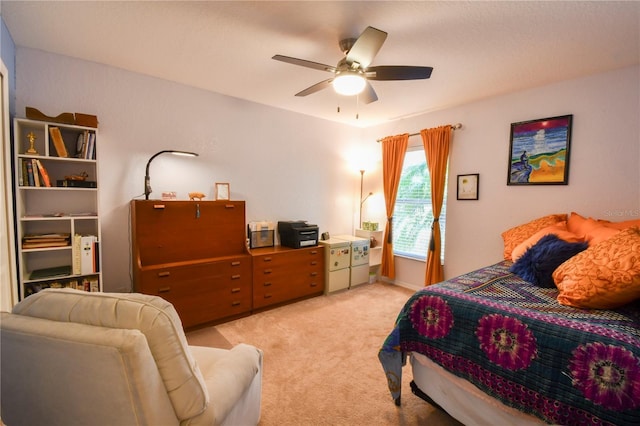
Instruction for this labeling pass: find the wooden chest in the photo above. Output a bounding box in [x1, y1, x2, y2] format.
[131, 200, 251, 328]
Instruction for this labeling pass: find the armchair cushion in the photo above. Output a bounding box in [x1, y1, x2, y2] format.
[11, 288, 208, 420]
[188, 345, 263, 425]
[0, 311, 179, 425]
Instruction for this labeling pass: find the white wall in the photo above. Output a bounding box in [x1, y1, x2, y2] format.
[365, 65, 640, 286]
[13, 47, 639, 292]
[15, 48, 366, 292]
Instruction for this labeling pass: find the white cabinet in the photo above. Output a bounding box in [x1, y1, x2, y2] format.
[13, 118, 102, 299]
[355, 228, 384, 282]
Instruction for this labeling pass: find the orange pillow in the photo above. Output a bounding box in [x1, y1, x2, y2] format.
[605, 218, 640, 230]
[501, 213, 567, 261]
[553, 227, 640, 309]
[585, 225, 620, 246]
[566, 212, 608, 236]
[511, 221, 583, 262]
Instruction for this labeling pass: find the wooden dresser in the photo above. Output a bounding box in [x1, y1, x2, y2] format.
[251, 245, 324, 310]
[131, 200, 252, 328]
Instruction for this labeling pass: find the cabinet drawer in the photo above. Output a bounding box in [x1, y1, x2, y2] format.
[138, 258, 252, 328]
[253, 247, 322, 276]
[252, 247, 324, 309]
[253, 273, 323, 309]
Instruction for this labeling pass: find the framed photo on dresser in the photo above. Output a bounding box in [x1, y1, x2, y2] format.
[215, 182, 230, 200]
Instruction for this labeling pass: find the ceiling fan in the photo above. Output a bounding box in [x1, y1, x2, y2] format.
[272, 26, 433, 104]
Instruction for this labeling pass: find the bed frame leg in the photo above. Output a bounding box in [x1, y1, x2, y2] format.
[410, 380, 445, 411]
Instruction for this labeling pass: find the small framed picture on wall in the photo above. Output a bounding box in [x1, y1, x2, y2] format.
[457, 174, 479, 200]
[215, 182, 230, 200]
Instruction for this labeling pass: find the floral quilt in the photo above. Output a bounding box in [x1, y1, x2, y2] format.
[379, 261, 640, 425]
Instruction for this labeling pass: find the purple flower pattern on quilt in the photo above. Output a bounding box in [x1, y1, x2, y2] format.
[476, 314, 537, 371]
[409, 295, 454, 339]
[569, 342, 640, 411]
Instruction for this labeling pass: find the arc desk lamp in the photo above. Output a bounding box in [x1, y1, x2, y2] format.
[144, 150, 199, 200]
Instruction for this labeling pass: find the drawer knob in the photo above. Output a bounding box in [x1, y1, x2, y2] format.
[264, 294, 272, 299]
[309, 250, 318, 255]
[158, 271, 171, 278]
[231, 301, 241, 307]
[158, 286, 171, 293]
[263, 257, 272, 262]
[310, 282, 318, 287]
[231, 274, 241, 280]
[231, 261, 241, 266]
[263, 282, 272, 287]
[231, 287, 241, 293]
[310, 261, 317, 266]
[310, 272, 318, 277]
[264, 269, 272, 275]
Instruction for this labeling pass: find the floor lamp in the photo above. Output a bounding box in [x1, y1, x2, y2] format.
[359, 169, 372, 228]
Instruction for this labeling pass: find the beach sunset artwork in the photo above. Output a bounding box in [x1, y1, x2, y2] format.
[507, 115, 573, 185]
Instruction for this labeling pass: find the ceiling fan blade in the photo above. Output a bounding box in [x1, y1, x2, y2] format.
[360, 81, 378, 104]
[346, 26, 388, 69]
[366, 66, 433, 80]
[272, 55, 336, 73]
[295, 79, 333, 97]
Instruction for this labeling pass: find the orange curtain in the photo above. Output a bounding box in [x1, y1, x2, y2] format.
[380, 133, 409, 279]
[421, 125, 451, 285]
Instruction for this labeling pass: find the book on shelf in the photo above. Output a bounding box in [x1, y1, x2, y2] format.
[29, 265, 72, 280]
[22, 233, 71, 249]
[75, 131, 96, 159]
[31, 159, 41, 187]
[25, 159, 35, 186]
[86, 133, 96, 159]
[34, 159, 52, 187]
[80, 235, 98, 275]
[49, 127, 69, 158]
[73, 234, 82, 274]
[56, 179, 97, 188]
[24, 276, 94, 297]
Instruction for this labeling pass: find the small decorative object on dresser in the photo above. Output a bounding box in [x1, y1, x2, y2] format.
[215, 182, 230, 200]
[188, 192, 205, 200]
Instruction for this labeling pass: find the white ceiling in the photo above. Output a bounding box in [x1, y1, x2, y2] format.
[2, 1, 639, 128]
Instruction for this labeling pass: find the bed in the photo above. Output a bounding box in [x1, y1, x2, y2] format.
[379, 213, 640, 425]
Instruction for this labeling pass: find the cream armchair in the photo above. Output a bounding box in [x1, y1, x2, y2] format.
[0, 289, 262, 426]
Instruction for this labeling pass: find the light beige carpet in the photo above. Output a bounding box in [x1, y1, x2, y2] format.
[187, 282, 462, 426]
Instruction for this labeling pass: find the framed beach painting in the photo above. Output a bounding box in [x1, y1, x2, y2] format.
[507, 115, 573, 185]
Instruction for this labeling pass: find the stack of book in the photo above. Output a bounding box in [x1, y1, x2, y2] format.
[19, 158, 52, 187]
[24, 276, 99, 296]
[73, 234, 100, 275]
[75, 130, 96, 159]
[22, 233, 71, 249]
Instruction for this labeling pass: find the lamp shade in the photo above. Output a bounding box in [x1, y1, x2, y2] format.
[333, 72, 366, 96]
[144, 150, 198, 200]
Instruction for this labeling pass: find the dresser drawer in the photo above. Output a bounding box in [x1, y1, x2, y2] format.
[252, 247, 324, 309]
[139, 257, 252, 328]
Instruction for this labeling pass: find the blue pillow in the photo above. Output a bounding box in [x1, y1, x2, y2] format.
[509, 234, 588, 288]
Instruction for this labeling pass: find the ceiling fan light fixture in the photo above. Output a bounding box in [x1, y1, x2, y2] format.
[332, 72, 366, 96]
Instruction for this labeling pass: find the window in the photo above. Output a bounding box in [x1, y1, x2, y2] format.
[392, 148, 447, 261]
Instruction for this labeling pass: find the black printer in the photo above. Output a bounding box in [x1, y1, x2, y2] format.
[277, 221, 319, 249]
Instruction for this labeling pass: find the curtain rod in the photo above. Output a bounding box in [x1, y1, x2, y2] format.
[376, 123, 463, 142]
